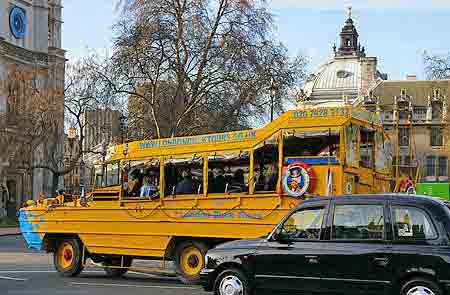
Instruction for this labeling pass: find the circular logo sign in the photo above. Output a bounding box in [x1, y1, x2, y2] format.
[282, 162, 315, 198]
[10, 6, 27, 39]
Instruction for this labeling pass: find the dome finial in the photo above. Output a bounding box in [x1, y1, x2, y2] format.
[347, 6, 352, 19]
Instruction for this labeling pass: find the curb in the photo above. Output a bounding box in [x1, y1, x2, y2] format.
[0, 232, 21, 237]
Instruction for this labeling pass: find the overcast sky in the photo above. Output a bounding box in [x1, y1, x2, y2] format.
[62, 0, 450, 80]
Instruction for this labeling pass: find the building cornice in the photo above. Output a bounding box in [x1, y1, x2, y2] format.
[0, 38, 48, 67]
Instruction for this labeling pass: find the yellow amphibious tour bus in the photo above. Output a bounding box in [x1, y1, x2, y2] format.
[19, 106, 393, 283]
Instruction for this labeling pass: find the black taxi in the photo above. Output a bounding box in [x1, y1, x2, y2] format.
[200, 194, 450, 295]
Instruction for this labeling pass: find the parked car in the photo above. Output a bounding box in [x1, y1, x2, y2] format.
[200, 194, 450, 295]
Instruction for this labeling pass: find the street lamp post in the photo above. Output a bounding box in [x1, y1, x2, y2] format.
[270, 78, 278, 122]
[79, 159, 85, 197]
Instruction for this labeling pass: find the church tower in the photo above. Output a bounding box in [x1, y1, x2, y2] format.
[335, 7, 365, 57]
[300, 7, 386, 106]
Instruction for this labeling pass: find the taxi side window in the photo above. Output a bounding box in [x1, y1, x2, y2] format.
[280, 207, 325, 240]
[392, 206, 438, 240]
[332, 205, 384, 240]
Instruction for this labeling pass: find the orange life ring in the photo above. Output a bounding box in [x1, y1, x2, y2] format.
[281, 162, 316, 198]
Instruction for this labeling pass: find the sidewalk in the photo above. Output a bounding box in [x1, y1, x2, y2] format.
[0, 227, 20, 236]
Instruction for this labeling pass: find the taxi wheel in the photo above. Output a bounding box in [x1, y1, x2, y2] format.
[53, 237, 84, 277]
[401, 278, 442, 295]
[104, 256, 133, 278]
[174, 241, 208, 284]
[214, 268, 251, 295]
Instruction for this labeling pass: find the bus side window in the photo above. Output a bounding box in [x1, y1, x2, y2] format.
[125, 160, 160, 199]
[283, 130, 340, 157]
[360, 128, 375, 168]
[94, 164, 104, 187]
[254, 136, 279, 193]
[106, 162, 121, 187]
[164, 156, 203, 196]
[208, 152, 250, 194]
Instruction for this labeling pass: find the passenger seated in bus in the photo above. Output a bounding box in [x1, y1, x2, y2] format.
[128, 170, 142, 197]
[175, 170, 194, 194]
[209, 168, 226, 193]
[263, 164, 278, 191]
[318, 144, 339, 156]
[224, 165, 233, 183]
[228, 169, 246, 193]
[140, 176, 158, 198]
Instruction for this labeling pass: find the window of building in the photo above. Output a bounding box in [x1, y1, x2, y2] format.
[431, 127, 443, 147]
[208, 151, 250, 194]
[426, 155, 436, 177]
[432, 101, 443, 121]
[279, 207, 325, 240]
[413, 106, 427, 121]
[383, 112, 393, 121]
[439, 156, 448, 177]
[398, 101, 409, 120]
[125, 159, 160, 198]
[399, 128, 409, 147]
[165, 156, 203, 196]
[254, 135, 279, 193]
[393, 207, 437, 240]
[332, 205, 384, 240]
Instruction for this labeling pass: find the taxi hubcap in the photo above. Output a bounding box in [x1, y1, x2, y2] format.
[219, 275, 243, 295]
[180, 246, 203, 276]
[407, 286, 435, 295]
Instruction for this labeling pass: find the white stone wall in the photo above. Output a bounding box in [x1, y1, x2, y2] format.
[0, 0, 49, 53]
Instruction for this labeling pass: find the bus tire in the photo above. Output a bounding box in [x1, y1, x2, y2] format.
[103, 256, 133, 277]
[174, 240, 208, 284]
[53, 237, 84, 277]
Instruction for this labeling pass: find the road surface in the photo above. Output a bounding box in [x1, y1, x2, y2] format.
[0, 235, 207, 295]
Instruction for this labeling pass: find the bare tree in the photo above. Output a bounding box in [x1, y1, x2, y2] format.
[0, 59, 125, 197]
[93, 0, 306, 139]
[0, 64, 62, 199]
[424, 51, 450, 79]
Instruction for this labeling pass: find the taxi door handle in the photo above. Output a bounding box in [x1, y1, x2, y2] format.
[373, 257, 389, 267]
[305, 255, 319, 264]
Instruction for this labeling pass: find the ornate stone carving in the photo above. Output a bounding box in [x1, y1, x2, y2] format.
[0, 39, 48, 66]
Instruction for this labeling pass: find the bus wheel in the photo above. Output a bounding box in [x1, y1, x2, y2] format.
[103, 256, 133, 278]
[174, 241, 208, 284]
[53, 237, 84, 277]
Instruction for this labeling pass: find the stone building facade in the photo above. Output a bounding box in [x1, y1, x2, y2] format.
[0, 0, 65, 216]
[369, 80, 449, 183]
[63, 128, 81, 193]
[81, 108, 121, 153]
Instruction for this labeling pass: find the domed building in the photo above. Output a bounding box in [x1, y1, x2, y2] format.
[300, 9, 388, 106]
